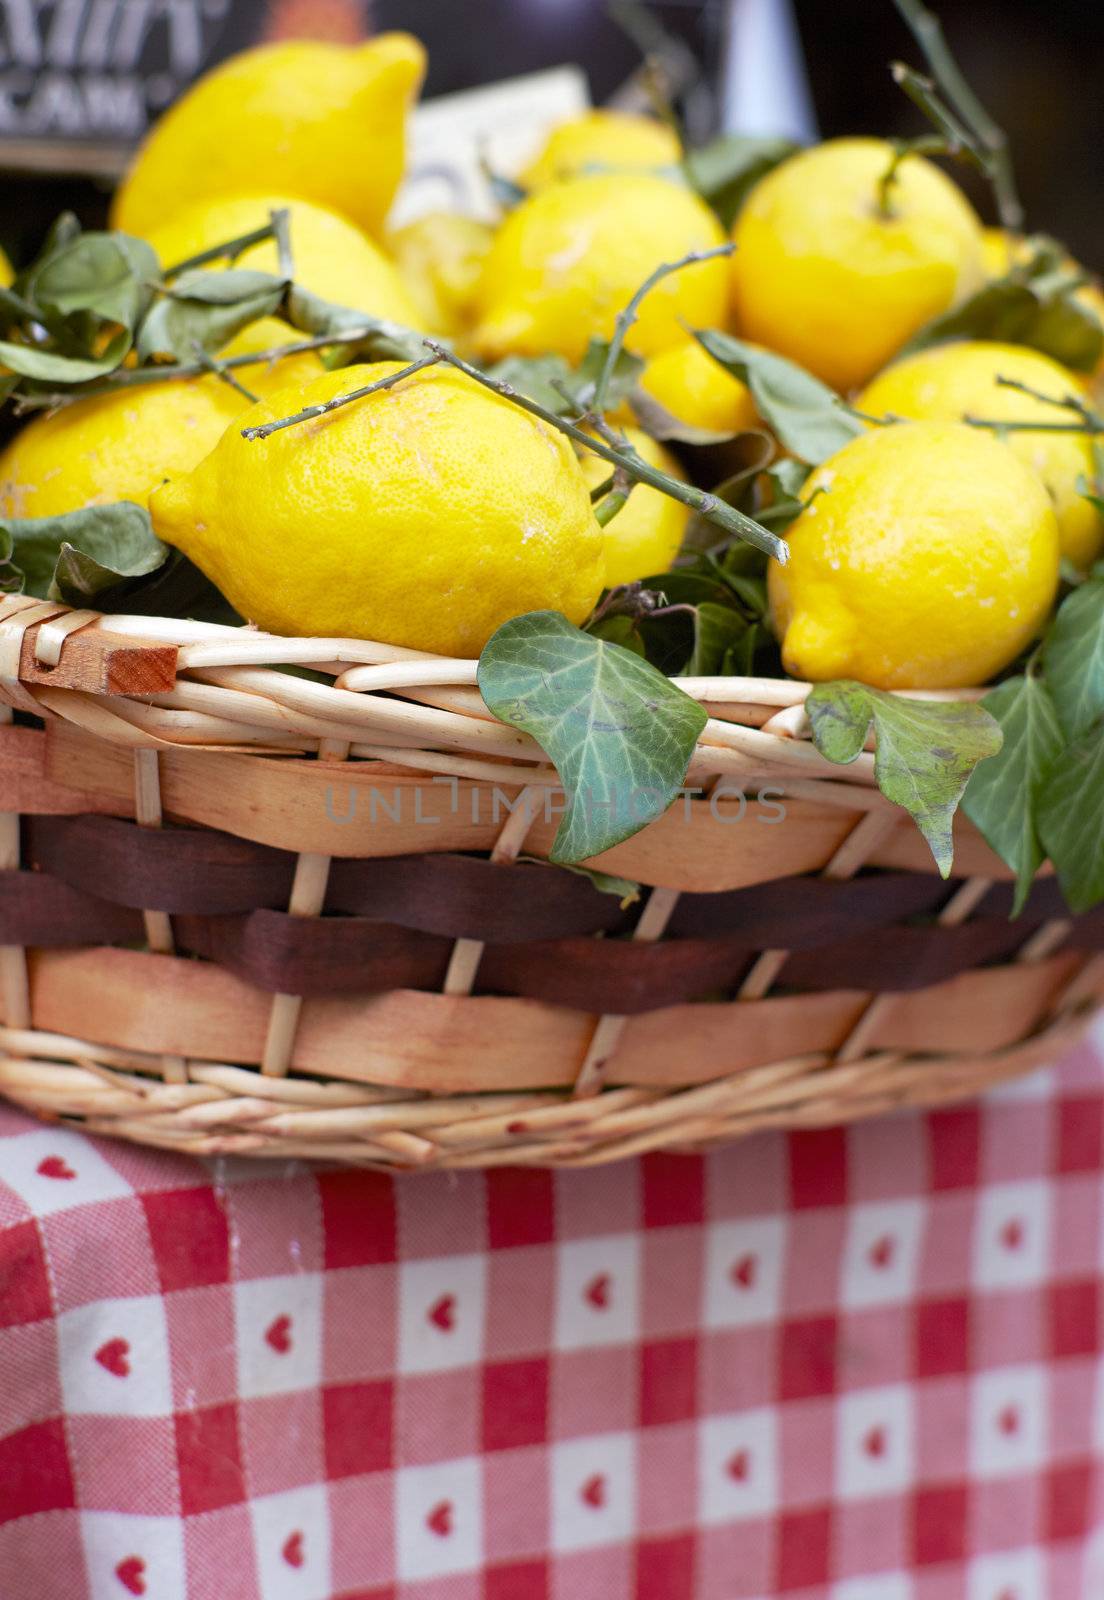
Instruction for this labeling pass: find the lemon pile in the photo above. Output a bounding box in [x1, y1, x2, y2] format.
[0, 36, 1098, 684]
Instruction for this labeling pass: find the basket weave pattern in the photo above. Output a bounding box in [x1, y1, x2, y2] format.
[1, 592, 1101, 1168]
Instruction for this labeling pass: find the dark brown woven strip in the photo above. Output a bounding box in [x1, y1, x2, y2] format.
[4, 867, 1102, 1012]
[26, 814, 1075, 952]
[0, 869, 141, 946]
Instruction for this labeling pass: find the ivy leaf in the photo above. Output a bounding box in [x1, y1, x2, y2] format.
[31, 232, 159, 334]
[807, 680, 1004, 875]
[283, 284, 427, 363]
[6, 501, 169, 602]
[478, 610, 707, 863]
[137, 268, 286, 360]
[0, 329, 131, 382]
[902, 279, 1104, 373]
[1037, 720, 1104, 912]
[692, 330, 863, 463]
[683, 134, 797, 228]
[962, 673, 1064, 914]
[1043, 575, 1104, 738]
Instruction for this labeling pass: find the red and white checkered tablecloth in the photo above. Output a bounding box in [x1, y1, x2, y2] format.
[3, 1031, 1104, 1600]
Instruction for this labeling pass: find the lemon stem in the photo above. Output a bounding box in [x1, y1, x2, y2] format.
[240, 352, 442, 440]
[190, 341, 260, 405]
[161, 220, 282, 281]
[874, 128, 962, 218]
[589, 243, 734, 416]
[270, 208, 294, 283]
[421, 339, 787, 563]
[891, 0, 1023, 231]
[14, 328, 409, 412]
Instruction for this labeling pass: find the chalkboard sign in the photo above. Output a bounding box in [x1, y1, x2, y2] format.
[0, 0, 367, 175]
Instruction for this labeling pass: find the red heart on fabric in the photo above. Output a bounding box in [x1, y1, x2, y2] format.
[730, 1255, 757, 1290]
[999, 1406, 1020, 1435]
[282, 1531, 304, 1569]
[95, 1338, 130, 1378]
[37, 1155, 76, 1181]
[863, 1426, 886, 1459]
[585, 1274, 610, 1310]
[426, 1501, 453, 1538]
[1001, 1218, 1024, 1250]
[114, 1557, 145, 1596]
[726, 1450, 750, 1482]
[868, 1236, 895, 1270]
[428, 1294, 455, 1332]
[265, 1315, 292, 1355]
[580, 1474, 606, 1509]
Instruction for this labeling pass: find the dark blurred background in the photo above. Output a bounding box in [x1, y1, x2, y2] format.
[0, 0, 1100, 266]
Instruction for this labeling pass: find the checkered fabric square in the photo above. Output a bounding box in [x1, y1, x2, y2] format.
[2, 1027, 1104, 1598]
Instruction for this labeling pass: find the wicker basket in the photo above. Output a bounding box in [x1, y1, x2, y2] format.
[1, 590, 1100, 1168]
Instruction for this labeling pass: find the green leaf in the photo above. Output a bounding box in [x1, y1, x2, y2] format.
[962, 674, 1064, 914]
[1043, 576, 1104, 737]
[478, 610, 707, 863]
[570, 336, 645, 414]
[902, 279, 1104, 373]
[1037, 720, 1104, 911]
[807, 680, 1004, 875]
[627, 384, 735, 444]
[485, 353, 577, 413]
[683, 134, 797, 228]
[31, 232, 159, 333]
[692, 330, 864, 463]
[0, 329, 131, 382]
[488, 340, 645, 419]
[6, 501, 168, 602]
[283, 284, 427, 363]
[138, 268, 286, 360]
[686, 600, 750, 675]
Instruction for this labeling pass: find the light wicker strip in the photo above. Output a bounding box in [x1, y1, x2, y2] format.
[262, 736, 350, 1078]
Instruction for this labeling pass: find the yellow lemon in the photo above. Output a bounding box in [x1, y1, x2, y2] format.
[520, 110, 681, 189]
[768, 420, 1059, 689]
[859, 341, 1104, 570]
[0, 378, 246, 519]
[474, 172, 728, 365]
[582, 427, 689, 586]
[732, 138, 984, 393]
[637, 339, 758, 434]
[149, 362, 603, 657]
[0, 246, 12, 287]
[142, 193, 423, 372]
[112, 34, 425, 239]
[387, 212, 495, 337]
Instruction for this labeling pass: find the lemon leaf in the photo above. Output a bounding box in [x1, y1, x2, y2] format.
[137, 269, 286, 361]
[484, 353, 577, 413]
[902, 279, 1104, 373]
[0, 330, 131, 382]
[5, 501, 169, 603]
[1043, 576, 1104, 738]
[478, 610, 707, 864]
[283, 284, 427, 363]
[683, 134, 797, 229]
[962, 674, 1064, 915]
[691, 330, 864, 463]
[30, 232, 159, 334]
[807, 681, 1004, 876]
